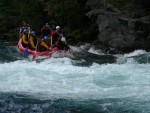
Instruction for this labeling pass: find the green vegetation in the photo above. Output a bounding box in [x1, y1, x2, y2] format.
[47, 0, 91, 40]
[0, 0, 149, 42]
[0, 0, 92, 41]
[48, 0, 87, 29]
[112, 0, 150, 17]
[0, 0, 45, 39]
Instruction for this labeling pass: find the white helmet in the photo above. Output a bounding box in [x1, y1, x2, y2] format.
[56, 26, 60, 29]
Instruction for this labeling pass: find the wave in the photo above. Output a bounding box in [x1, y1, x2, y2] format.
[0, 45, 150, 112]
[116, 50, 150, 64]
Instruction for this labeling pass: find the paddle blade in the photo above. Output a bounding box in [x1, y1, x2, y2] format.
[24, 48, 28, 57]
[32, 54, 37, 60]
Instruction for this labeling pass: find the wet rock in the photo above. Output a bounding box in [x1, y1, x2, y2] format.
[69, 46, 117, 64]
[86, 0, 108, 9]
[86, 0, 150, 53]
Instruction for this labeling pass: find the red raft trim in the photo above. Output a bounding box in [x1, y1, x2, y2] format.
[18, 38, 59, 57]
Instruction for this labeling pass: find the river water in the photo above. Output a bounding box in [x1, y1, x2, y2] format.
[0, 43, 150, 113]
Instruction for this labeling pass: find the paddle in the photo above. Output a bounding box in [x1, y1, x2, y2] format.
[32, 38, 40, 60]
[24, 47, 28, 57]
[23, 40, 29, 57]
[22, 30, 29, 57]
[51, 35, 53, 48]
[32, 52, 36, 60]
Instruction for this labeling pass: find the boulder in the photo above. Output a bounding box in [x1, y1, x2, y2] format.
[86, 0, 108, 9]
[86, 0, 150, 52]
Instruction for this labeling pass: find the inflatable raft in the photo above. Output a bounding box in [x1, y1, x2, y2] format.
[18, 38, 67, 60]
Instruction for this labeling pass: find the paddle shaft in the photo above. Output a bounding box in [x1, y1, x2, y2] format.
[32, 39, 39, 60]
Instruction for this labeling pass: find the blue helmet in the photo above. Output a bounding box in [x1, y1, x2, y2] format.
[44, 36, 48, 41]
[23, 29, 28, 33]
[31, 31, 35, 35]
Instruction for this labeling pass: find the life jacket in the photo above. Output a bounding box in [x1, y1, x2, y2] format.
[29, 34, 37, 49]
[28, 28, 32, 36]
[51, 31, 55, 36]
[29, 34, 36, 41]
[40, 40, 49, 50]
[51, 30, 62, 37]
[51, 30, 62, 45]
[36, 36, 48, 49]
[22, 33, 29, 44]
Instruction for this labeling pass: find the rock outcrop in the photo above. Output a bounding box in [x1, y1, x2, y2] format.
[86, 0, 150, 53]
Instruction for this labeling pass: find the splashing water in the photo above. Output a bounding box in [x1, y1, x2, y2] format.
[0, 45, 150, 113]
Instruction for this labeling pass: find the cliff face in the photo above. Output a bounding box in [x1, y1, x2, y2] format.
[86, 0, 150, 53]
[44, 0, 150, 53]
[45, 0, 99, 42]
[0, 0, 150, 53]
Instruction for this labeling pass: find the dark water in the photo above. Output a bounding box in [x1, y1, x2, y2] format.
[132, 54, 150, 64]
[0, 93, 149, 113]
[0, 42, 24, 63]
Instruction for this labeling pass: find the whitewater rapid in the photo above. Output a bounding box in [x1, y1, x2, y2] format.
[1, 44, 150, 112]
[0, 55, 150, 102]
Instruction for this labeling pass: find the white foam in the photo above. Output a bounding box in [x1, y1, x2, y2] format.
[88, 46, 104, 55]
[0, 58, 150, 100]
[124, 50, 147, 58]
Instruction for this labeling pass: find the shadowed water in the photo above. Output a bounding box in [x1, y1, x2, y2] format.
[0, 93, 149, 113]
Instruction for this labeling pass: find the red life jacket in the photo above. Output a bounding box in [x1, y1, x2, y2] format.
[51, 30, 62, 36]
[51, 30, 62, 45]
[51, 31, 55, 36]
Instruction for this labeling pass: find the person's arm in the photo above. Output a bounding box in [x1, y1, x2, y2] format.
[22, 35, 28, 44]
[40, 41, 49, 49]
[41, 26, 45, 32]
[29, 37, 35, 49]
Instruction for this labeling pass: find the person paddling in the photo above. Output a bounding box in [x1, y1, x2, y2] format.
[20, 21, 28, 35]
[51, 26, 62, 47]
[28, 31, 37, 50]
[51, 26, 70, 50]
[21, 29, 29, 47]
[38, 36, 50, 51]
